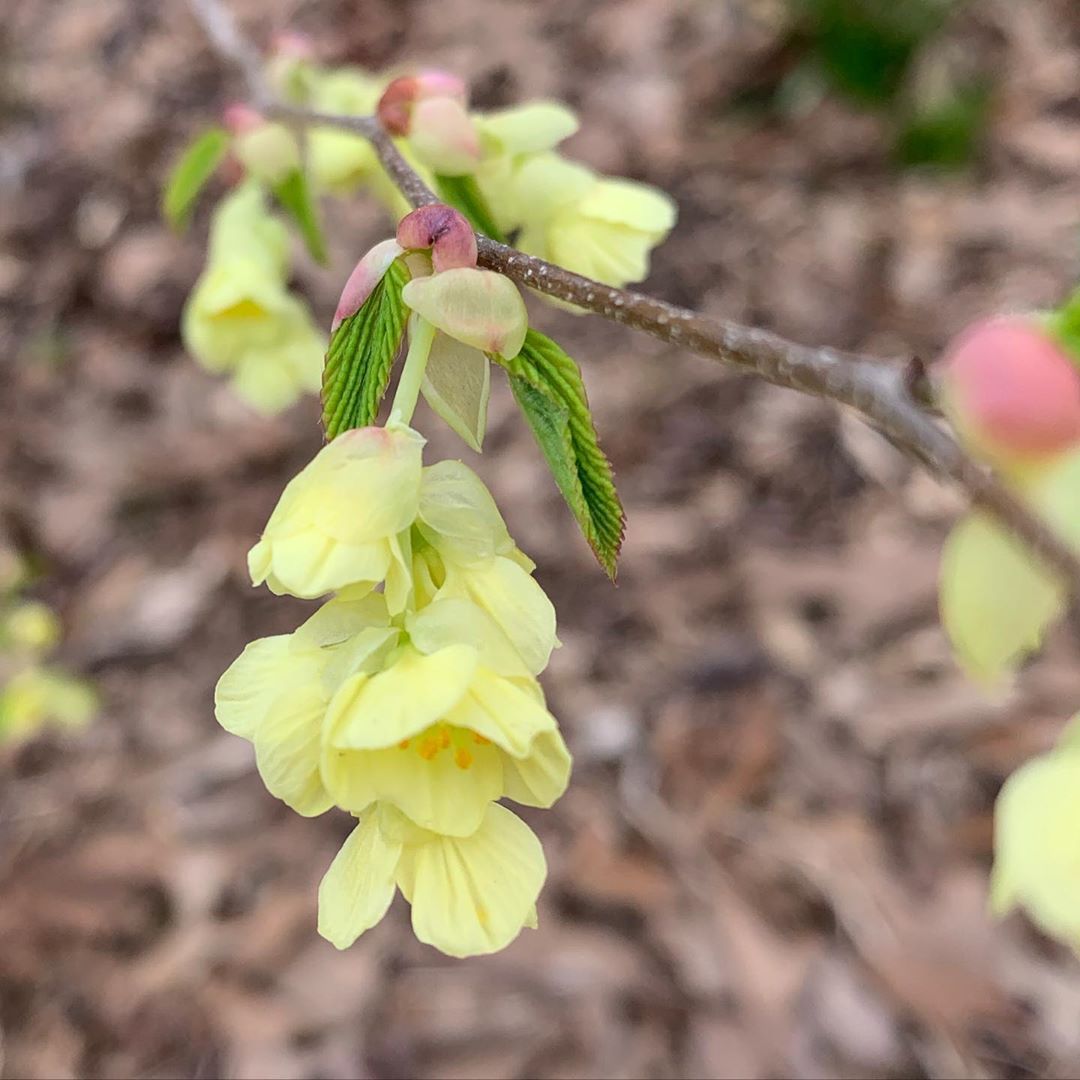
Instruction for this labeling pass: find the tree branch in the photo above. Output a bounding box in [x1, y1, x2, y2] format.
[188, 0, 1080, 603]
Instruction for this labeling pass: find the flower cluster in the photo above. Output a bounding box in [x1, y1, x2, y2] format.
[272, 45, 676, 291]
[182, 181, 325, 414]
[216, 420, 570, 956]
[0, 548, 96, 743]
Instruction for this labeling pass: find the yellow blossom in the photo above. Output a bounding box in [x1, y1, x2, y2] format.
[318, 800, 544, 956]
[181, 183, 324, 414]
[991, 725, 1080, 950]
[321, 595, 571, 837]
[0, 666, 97, 742]
[512, 153, 676, 290]
[248, 424, 425, 603]
[215, 593, 398, 815]
[4, 601, 60, 654]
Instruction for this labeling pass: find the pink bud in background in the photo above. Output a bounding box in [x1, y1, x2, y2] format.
[332, 238, 406, 331]
[223, 102, 264, 135]
[397, 205, 477, 272]
[376, 70, 469, 136]
[942, 316, 1080, 460]
[271, 31, 315, 59]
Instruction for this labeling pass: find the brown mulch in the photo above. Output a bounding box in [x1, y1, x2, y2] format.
[3, 1, 1080, 1077]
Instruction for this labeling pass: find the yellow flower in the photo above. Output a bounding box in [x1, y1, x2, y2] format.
[318, 800, 544, 956]
[512, 153, 676, 290]
[0, 666, 96, 742]
[4, 601, 60, 654]
[413, 460, 557, 675]
[321, 595, 571, 837]
[472, 102, 580, 233]
[182, 184, 324, 414]
[991, 725, 1080, 949]
[249, 424, 425, 603]
[215, 593, 398, 815]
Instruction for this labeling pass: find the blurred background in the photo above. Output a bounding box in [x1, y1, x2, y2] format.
[3, 0, 1080, 1076]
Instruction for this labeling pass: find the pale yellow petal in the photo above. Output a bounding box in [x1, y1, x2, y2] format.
[501, 728, 572, 809]
[317, 810, 402, 949]
[443, 667, 558, 758]
[326, 645, 478, 749]
[417, 460, 518, 564]
[398, 802, 546, 957]
[406, 596, 530, 678]
[253, 683, 333, 816]
[215, 635, 316, 739]
[577, 177, 677, 233]
[476, 102, 579, 155]
[324, 737, 502, 837]
[940, 513, 1063, 682]
[257, 534, 392, 600]
[293, 594, 391, 649]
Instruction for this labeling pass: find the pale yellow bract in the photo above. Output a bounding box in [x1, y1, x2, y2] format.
[218, 425, 570, 957]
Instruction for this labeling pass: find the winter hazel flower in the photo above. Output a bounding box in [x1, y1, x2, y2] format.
[248, 424, 424, 604]
[321, 597, 571, 837]
[181, 182, 323, 414]
[319, 801, 544, 956]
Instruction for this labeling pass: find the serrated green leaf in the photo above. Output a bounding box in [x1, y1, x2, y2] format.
[272, 167, 328, 265]
[322, 258, 409, 438]
[435, 173, 507, 243]
[495, 328, 624, 578]
[162, 127, 230, 232]
[1046, 287, 1080, 367]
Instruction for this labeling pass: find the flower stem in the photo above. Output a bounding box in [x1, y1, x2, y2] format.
[389, 316, 436, 425]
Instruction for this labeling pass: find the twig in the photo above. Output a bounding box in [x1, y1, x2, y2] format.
[188, 0, 1080, 602]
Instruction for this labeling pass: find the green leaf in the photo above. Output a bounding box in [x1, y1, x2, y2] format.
[495, 328, 624, 578]
[322, 258, 410, 439]
[893, 82, 989, 171]
[272, 167, 328, 265]
[162, 127, 230, 231]
[435, 173, 507, 243]
[1046, 287, 1080, 368]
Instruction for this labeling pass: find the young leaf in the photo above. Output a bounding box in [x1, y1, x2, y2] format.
[272, 167, 328, 265]
[162, 127, 230, 231]
[495, 328, 624, 578]
[322, 258, 410, 438]
[435, 173, 507, 243]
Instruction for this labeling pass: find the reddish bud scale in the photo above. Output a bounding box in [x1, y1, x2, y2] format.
[376, 70, 468, 135]
[943, 316, 1080, 459]
[397, 205, 477, 272]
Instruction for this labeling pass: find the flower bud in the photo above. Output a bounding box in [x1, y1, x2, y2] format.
[397, 205, 477, 272]
[376, 71, 466, 135]
[942, 316, 1080, 463]
[225, 105, 301, 185]
[402, 267, 527, 358]
[332, 238, 406, 331]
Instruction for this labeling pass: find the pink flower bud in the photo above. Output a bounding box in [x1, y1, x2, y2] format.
[397, 205, 477, 272]
[415, 70, 467, 101]
[332, 238, 406, 331]
[943, 316, 1080, 460]
[271, 31, 314, 59]
[223, 102, 264, 135]
[376, 70, 468, 136]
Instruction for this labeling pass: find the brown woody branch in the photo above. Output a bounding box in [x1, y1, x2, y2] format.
[188, 0, 1080, 603]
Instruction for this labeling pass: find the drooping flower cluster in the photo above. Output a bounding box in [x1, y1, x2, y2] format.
[181, 181, 324, 414]
[216, 421, 570, 956]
